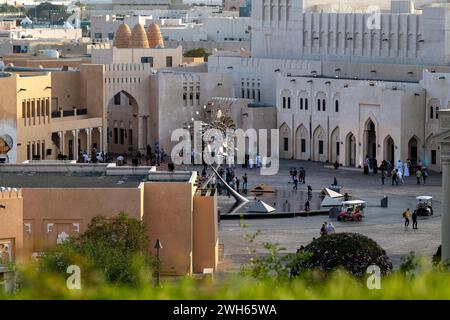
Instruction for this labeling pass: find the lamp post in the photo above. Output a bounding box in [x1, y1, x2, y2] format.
[154, 239, 162, 286]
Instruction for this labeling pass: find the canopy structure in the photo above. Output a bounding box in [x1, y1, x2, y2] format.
[416, 196, 433, 201]
[321, 196, 342, 207]
[342, 200, 366, 206]
[246, 200, 276, 213]
[322, 188, 343, 198]
[250, 183, 275, 193]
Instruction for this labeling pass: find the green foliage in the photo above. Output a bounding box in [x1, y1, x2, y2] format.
[0, 4, 25, 13]
[184, 48, 210, 61]
[39, 212, 154, 287]
[291, 233, 393, 277]
[26, 2, 68, 21]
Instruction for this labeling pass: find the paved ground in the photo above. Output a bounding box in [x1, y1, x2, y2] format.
[210, 160, 443, 272]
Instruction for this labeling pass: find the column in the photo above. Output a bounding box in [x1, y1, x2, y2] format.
[58, 131, 65, 156]
[72, 129, 79, 161]
[138, 116, 144, 151]
[98, 127, 103, 153]
[85, 128, 92, 155]
[441, 143, 450, 260]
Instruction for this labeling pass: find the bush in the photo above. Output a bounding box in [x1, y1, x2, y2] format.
[39, 212, 154, 287]
[290, 233, 393, 277]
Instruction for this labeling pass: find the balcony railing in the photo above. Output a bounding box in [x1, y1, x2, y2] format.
[51, 108, 88, 118]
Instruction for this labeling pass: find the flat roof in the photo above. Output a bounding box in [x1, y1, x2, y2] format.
[0, 172, 147, 189]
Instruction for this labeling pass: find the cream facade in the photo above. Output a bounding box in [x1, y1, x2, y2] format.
[0, 65, 106, 163]
[208, 1, 450, 171]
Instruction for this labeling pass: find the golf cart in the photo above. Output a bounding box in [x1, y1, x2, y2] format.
[337, 200, 366, 222]
[416, 196, 433, 216]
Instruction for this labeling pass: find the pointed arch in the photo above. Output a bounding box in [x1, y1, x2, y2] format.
[383, 135, 395, 164]
[295, 124, 309, 160]
[279, 122, 292, 159]
[312, 125, 326, 162]
[345, 131, 356, 167]
[330, 126, 340, 163]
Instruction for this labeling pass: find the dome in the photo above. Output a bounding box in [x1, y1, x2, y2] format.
[130, 24, 149, 49]
[114, 24, 132, 48]
[146, 23, 164, 48]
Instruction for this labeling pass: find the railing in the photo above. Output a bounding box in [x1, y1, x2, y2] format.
[51, 108, 88, 118]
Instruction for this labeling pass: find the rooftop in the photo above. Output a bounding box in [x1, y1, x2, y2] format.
[0, 172, 147, 189]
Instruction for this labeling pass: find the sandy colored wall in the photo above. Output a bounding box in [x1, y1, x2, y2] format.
[142, 182, 194, 276]
[193, 194, 218, 273]
[0, 190, 24, 262]
[21, 188, 141, 251]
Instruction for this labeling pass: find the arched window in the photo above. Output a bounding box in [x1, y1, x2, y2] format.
[283, 97, 286, 109]
[335, 100, 339, 112]
[430, 106, 434, 119]
[322, 99, 326, 111]
[317, 99, 321, 111]
[305, 98, 309, 110]
[300, 98, 303, 110]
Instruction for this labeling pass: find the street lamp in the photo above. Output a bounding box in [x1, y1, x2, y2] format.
[154, 239, 163, 286]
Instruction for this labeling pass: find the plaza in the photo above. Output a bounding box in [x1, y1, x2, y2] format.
[215, 159, 443, 271]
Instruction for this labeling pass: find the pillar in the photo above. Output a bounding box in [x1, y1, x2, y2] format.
[85, 128, 92, 155]
[98, 127, 103, 153]
[72, 129, 79, 161]
[138, 116, 144, 151]
[441, 144, 450, 260]
[58, 131, 65, 156]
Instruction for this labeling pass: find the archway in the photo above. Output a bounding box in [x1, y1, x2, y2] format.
[408, 136, 420, 165]
[384, 135, 395, 164]
[107, 91, 139, 155]
[330, 127, 340, 163]
[312, 125, 326, 162]
[345, 132, 356, 167]
[364, 119, 377, 160]
[295, 124, 309, 160]
[279, 123, 291, 159]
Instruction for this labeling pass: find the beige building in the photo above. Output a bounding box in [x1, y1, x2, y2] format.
[0, 65, 106, 163]
[0, 165, 218, 276]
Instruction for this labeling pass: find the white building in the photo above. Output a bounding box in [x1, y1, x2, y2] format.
[208, 0, 450, 172]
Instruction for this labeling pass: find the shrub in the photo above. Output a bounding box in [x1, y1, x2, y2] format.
[39, 212, 154, 287]
[290, 233, 393, 277]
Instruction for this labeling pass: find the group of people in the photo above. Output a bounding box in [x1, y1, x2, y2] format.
[202, 167, 249, 195]
[403, 208, 419, 230]
[320, 221, 336, 236]
[0, 242, 11, 265]
[289, 167, 306, 191]
[378, 159, 429, 186]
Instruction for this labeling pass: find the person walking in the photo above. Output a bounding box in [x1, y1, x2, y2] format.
[403, 208, 411, 229]
[293, 175, 299, 191]
[422, 167, 428, 184]
[392, 169, 398, 186]
[235, 176, 240, 193]
[381, 168, 386, 185]
[416, 169, 422, 185]
[326, 222, 336, 234]
[242, 173, 248, 191]
[412, 209, 418, 230]
[320, 222, 328, 236]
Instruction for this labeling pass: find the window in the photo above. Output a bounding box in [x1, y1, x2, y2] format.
[27, 144, 30, 160]
[282, 97, 286, 109]
[257, 89, 261, 102]
[436, 107, 440, 119]
[301, 139, 306, 152]
[141, 57, 154, 67]
[432, 150, 437, 165]
[120, 129, 124, 145]
[305, 98, 308, 110]
[183, 93, 187, 101]
[114, 93, 121, 105]
[287, 97, 291, 109]
[335, 100, 339, 112]
[300, 98, 303, 110]
[322, 99, 326, 111]
[94, 33, 102, 39]
[430, 106, 434, 119]
[317, 99, 321, 111]
[336, 142, 340, 156]
[166, 56, 173, 67]
[284, 137, 289, 151]
[242, 89, 245, 98]
[129, 129, 133, 146]
[114, 128, 118, 144]
[108, 32, 115, 40]
[196, 92, 200, 101]
[319, 140, 324, 155]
